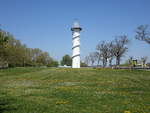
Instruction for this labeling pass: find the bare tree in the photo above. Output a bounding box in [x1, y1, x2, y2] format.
[96, 41, 109, 67]
[89, 52, 97, 66]
[135, 25, 150, 44]
[112, 35, 129, 66]
[94, 52, 101, 66]
[108, 42, 114, 67]
[84, 56, 90, 66]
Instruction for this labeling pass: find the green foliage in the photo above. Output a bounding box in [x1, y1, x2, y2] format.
[0, 28, 58, 68]
[47, 60, 58, 67]
[0, 29, 9, 46]
[80, 61, 88, 67]
[0, 67, 149, 113]
[0, 29, 11, 67]
[61, 54, 72, 66]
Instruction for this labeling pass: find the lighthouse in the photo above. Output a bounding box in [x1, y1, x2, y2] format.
[71, 21, 82, 68]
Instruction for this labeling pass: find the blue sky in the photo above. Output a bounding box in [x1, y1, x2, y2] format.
[0, 0, 150, 62]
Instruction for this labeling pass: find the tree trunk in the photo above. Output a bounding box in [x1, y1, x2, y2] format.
[23, 60, 25, 67]
[102, 59, 105, 67]
[116, 56, 120, 66]
[91, 61, 94, 66]
[109, 58, 112, 67]
[103, 58, 107, 67]
[97, 57, 100, 66]
[104, 59, 107, 67]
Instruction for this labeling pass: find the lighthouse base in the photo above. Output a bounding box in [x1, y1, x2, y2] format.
[72, 56, 80, 68]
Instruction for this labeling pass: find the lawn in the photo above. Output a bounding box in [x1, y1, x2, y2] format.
[0, 67, 149, 113]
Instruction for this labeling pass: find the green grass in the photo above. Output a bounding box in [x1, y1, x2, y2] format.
[0, 67, 150, 113]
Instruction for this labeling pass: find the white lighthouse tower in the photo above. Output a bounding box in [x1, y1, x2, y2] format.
[71, 21, 82, 68]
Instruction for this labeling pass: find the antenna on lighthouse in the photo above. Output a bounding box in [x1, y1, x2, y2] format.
[71, 21, 82, 68]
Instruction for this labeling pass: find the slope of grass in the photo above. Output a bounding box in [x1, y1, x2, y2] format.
[0, 67, 150, 113]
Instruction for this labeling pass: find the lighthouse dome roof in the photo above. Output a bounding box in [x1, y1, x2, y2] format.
[72, 21, 80, 28]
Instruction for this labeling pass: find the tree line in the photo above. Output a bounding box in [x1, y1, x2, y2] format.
[0, 28, 58, 68]
[1, 25, 150, 68]
[84, 25, 150, 67]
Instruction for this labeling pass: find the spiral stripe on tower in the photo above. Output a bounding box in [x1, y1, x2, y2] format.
[71, 21, 82, 68]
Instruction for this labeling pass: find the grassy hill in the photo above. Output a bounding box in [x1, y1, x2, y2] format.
[0, 67, 149, 113]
